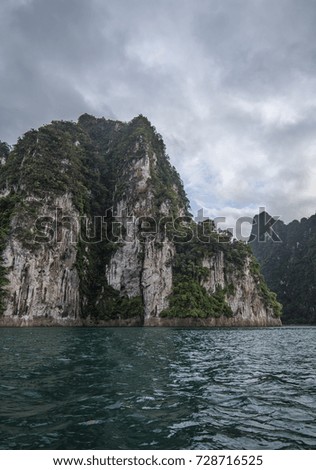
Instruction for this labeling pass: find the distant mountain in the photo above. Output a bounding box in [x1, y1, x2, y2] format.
[0, 115, 281, 327]
[250, 211, 316, 324]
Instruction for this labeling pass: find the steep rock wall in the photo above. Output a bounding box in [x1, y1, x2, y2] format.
[105, 138, 177, 320]
[1, 194, 80, 325]
[147, 250, 281, 327]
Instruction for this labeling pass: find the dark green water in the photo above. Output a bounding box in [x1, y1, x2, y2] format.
[0, 327, 316, 450]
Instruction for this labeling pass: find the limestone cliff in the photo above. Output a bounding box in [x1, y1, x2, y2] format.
[2, 194, 80, 324]
[0, 115, 281, 326]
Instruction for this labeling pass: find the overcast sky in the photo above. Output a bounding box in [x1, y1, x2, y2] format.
[1, 0, 316, 229]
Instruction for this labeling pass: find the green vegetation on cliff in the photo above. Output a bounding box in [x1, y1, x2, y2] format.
[0, 141, 15, 313]
[162, 221, 281, 319]
[0, 114, 189, 320]
[0, 196, 17, 313]
[0, 116, 280, 323]
[250, 211, 316, 324]
[249, 258, 282, 318]
[0, 141, 10, 160]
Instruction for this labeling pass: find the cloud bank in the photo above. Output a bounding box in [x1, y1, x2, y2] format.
[1, 0, 316, 225]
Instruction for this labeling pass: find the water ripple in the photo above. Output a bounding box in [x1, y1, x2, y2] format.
[0, 326, 316, 449]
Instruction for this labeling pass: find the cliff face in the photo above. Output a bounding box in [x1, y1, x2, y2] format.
[2, 193, 80, 324]
[0, 116, 281, 326]
[250, 211, 316, 324]
[147, 251, 281, 327]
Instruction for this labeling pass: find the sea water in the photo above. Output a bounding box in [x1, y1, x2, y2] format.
[0, 326, 315, 449]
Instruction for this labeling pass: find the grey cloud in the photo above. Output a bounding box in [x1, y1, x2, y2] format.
[0, 0, 316, 224]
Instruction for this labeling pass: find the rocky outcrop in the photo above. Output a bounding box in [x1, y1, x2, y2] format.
[199, 252, 279, 325]
[1, 194, 80, 325]
[105, 135, 177, 321]
[0, 115, 282, 326]
[225, 256, 280, 326]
